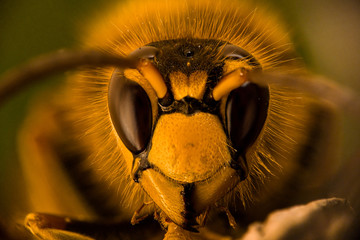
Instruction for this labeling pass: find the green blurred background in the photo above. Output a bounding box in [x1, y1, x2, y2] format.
[0, 0, 359, 220]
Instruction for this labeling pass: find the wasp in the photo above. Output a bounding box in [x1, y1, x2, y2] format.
[0, 0, 359, 239]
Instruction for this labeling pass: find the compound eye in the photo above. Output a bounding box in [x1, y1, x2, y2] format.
[225, 81, 269, 155]
[108, 70, 152, 154]
[221, 44, 260, 67]
[129, 46, 159, 61]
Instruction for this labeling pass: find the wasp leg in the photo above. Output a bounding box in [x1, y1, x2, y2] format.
[131, 201, 154, 225]
[25, 213, 94, 240]
[215, 204, 238, 229]
[25, 212, 164, 240]
[196, 207, 210, 227]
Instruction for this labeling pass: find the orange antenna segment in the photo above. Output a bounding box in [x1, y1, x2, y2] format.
[137, 60, 167, 99]
[212, 68, 247, 101]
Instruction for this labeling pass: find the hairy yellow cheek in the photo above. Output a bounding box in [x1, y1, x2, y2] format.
[148, 112, 231, 183]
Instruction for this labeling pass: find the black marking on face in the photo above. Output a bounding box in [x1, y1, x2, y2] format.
[158, 96, 221, 115]
[148, 39, 223, 77]
[132, 150, 151, 183]
[180, 183, 199, 232]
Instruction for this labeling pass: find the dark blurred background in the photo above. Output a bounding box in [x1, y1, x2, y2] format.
[0, 0, 359, 222]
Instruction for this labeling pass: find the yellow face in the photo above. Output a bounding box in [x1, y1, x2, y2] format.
[106, 39, 268, 229]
